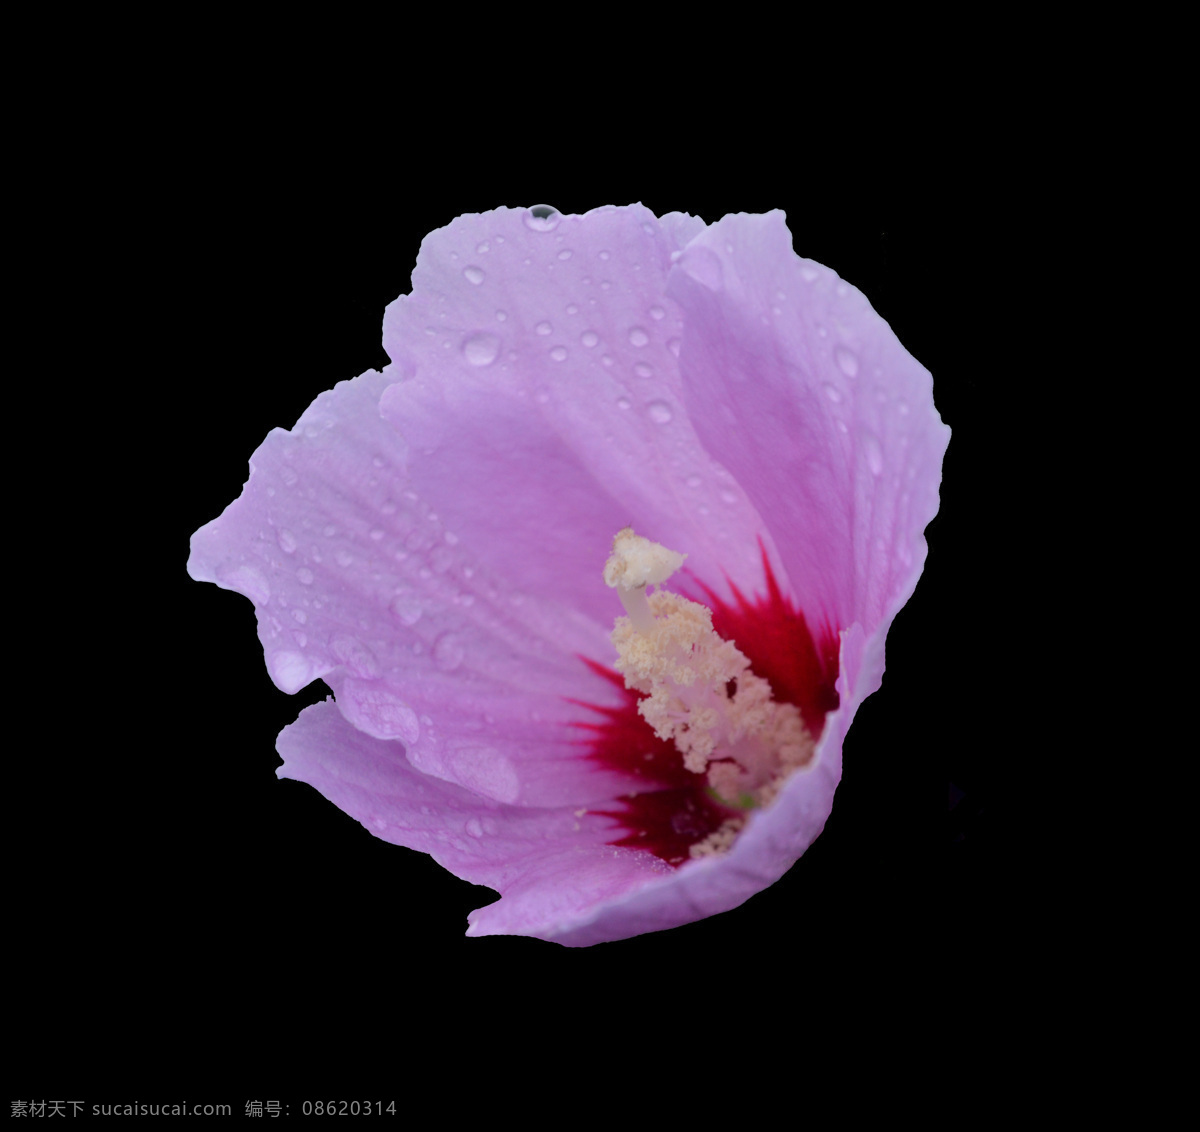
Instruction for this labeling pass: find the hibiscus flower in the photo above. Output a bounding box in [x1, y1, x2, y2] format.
[187, 203, 948, 945]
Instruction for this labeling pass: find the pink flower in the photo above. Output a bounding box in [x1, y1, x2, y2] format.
[187, 204, 948, 945]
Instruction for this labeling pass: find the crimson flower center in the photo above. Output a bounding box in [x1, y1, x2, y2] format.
[573, 530, 841, 866]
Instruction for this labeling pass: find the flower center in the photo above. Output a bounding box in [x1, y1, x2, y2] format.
[603, 528, 816, 858]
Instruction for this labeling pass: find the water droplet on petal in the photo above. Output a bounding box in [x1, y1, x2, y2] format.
[616, 396, 631, 410]
[824, 383, 843, 403]
[634, 362, 653, 377]
[535, 321, 553, 336]
[835, 346, 859, 377]
[649, 305, 665, 320]
[297, 567, 314, 586]
[220, 565, 271, 605]
[476, 240, 490, 254]
[864, 433, 884, 475]
[647, 401, 673, 424]
[270, 651, 315, 695]
[277, 529, 297, 554]
[581, 330, 598, 348]
[557, 249, 573, 260]
[389, 590, 422, 626]
[524, 204, 561, 232]
[686, 474, 702, 488]
[679, 246, 723, 290]
[332, 635, 379, 679]
[667, 337, 681, 357]
[434, 633, 465, 672]
[549, 346, 568, 361]
[463, 266, 485, 285]
[628, 327, 649, 347]
[800, 264, 819, 282]
[462, 332, 501, 366]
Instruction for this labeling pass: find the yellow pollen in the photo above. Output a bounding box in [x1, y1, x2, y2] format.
[604, 529, 816, 859]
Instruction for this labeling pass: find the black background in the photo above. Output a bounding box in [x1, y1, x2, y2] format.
[16, 90, 1015, 1099]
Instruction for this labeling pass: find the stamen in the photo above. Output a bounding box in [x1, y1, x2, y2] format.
[605, 528, 817, 860]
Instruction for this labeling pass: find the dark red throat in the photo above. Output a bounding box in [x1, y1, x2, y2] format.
[573, 545, 840, 866]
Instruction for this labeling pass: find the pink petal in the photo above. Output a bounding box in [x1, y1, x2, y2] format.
[187, 368, 633, 807]
[378, 204, 772, 624]
[667, 210, 949, 637]
[277, 697, 674, 940]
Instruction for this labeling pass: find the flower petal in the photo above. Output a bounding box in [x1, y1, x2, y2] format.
[277, 698, 674, 940]
[378, 204, 773, 624]
[667, 210, 949, 637]
[187, 369, 635, 807]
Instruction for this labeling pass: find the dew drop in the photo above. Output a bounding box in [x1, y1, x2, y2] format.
[433, 633, 465, 672]
[634, 362, 653, 377]
[463, 266, 485, 285]
[667, 337, 681, 357]
[495, 310, 507, 322]
[679, 246, 723, 290]
[628, 327, 649, 347]
[864, 433, 884, 475]
[800, 265, 819, 283]
[524, 204, 561, 232]
[557, 249, 573, 260]
[550, 346, 568, 361]
[466, 817, 484, 838]
[649, 305, 665, 320]
[535, 321, 553, 336]
[389, 591, 422, 626]
[566, 303, 579, 315]
[219, 565, 270, 606]
[335, 549, 353, 568]
[277, 529, 297, 554]
[297, 567, 314, 585]
[598, 249, 611, 260]
[824, 383, 843, 403]
[270, 651, 315, 695]
[616, 396, 631, 410]
[580, 330, 599, 348]
[462, 332, 501, 366]
[835, 346, 859, 377]
[332, 635, 379, 679]
[647, 401, 673, 424]
[686, 474, 702, 488]
[720, 489, 738, 505]
[476, 240, 490, 254]
[292, 609, 307, 624]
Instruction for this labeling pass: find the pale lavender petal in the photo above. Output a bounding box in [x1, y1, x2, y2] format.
[378, 204, 773, 628]
[667, 210, 950, 638]
[277, 698, 673, 938]
[188, 369, 639, 807]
